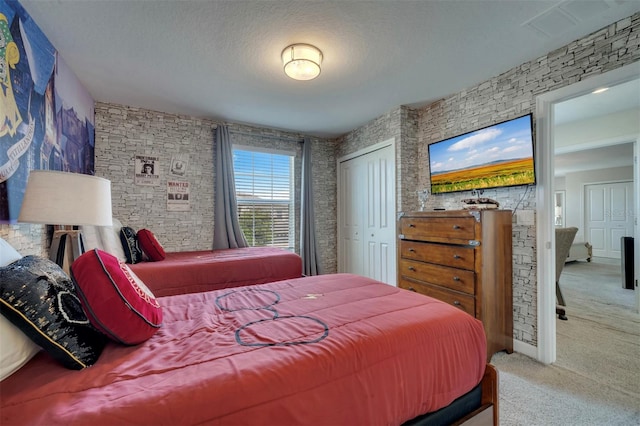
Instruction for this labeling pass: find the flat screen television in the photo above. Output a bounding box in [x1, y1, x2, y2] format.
[428, 113, 535, 194]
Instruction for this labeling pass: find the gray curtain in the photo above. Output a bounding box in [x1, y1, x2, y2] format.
[213, 125, 248, 249]
[300, 137, 321, 275]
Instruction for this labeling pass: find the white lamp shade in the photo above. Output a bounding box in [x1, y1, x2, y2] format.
[18, 170, 113, 227]
[282, 44, 323, 81]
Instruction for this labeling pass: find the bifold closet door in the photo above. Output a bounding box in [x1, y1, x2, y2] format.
[338, 144, 396, 285]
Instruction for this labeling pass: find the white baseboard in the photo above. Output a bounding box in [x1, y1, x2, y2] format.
[513, 340, 538, 360]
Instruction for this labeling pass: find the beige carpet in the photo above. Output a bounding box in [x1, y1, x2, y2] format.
[491, 258, 640, 425]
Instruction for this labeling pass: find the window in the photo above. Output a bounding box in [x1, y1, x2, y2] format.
[233, 147, 294, 249]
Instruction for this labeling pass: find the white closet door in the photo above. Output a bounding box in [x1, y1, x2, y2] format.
[338, 158, 365, 276]
[585, 181, 634, 259]
[362, 145, 396, 284]
[338, 143, 396, 285]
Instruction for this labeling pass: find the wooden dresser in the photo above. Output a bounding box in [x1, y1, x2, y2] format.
[397, 210, 513, 358]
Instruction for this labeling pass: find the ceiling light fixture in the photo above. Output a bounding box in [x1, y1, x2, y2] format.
[281, 43, 323, 81]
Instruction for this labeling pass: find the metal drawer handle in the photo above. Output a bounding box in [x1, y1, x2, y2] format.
[453, 254, 461, 259]
[409, 248, 416, 253]
[408, 223, 415, 228]
[408, 266, 416, 271]
[453, 301, 461, 306]
[453, 276, 460, 281]
[452, 225, 461, 230]
[408, 287, 417, 292]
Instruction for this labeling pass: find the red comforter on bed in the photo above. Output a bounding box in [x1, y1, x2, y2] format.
[0, 274, 486, 425]
[128, 246, 302, 297]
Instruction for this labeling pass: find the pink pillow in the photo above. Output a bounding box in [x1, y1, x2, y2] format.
[71, 249, 163, 345]
[137, 229, 166, 261]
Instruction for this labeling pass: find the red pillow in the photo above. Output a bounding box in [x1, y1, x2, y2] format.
[71, 249, 163, 345]
[137, 229, 166, 261]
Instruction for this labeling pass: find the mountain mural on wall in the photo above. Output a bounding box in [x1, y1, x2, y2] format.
[0, 0, 94, 223]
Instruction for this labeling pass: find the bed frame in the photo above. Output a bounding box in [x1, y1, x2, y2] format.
[405, 364, 498, 425]
[455, 364, 498, 425]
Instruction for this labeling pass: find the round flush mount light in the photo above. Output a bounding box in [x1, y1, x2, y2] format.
[281, 43, 323, 81]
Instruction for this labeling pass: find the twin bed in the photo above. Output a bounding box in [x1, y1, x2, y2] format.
[79, 219, 304, 297]
[129, 246, 303, 297]
[1, 234, 499, 425]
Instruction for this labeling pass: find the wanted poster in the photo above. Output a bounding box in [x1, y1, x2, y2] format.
[167, 180, 190, 211]
[135, 155, 160, 186]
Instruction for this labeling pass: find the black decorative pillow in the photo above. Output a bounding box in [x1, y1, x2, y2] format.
[0, 256, 107, 370]
[120, 226, 143, 264]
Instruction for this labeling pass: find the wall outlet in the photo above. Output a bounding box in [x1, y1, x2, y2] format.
[516, 209, 535, 226]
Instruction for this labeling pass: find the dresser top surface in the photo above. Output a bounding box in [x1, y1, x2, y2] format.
[399, 209, 512, 219]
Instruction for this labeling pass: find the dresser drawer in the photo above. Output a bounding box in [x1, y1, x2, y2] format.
[399, 217, 476, 241]
[399, 259, 475, 294]
[399, 279, 475, 316]
[400, 240, 475, 270]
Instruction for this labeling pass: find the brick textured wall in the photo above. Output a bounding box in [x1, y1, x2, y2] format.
[94, 104, 216, 252]
[0, 224, 46, 257]
[335, 105, 420, 213]
[416, 13, 639, 346]
[93, 103, 338, 273]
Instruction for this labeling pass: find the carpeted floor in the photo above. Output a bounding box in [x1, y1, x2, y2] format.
[491, 258, 640, 425]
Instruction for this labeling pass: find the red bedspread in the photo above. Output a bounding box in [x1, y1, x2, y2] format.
[0, 274, 486, 425]
[128, 246, 302, 297]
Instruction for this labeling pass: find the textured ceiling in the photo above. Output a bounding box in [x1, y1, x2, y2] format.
[19, 0, 640, 138]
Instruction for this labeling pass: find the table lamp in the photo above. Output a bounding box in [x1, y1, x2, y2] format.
[18, 170, 113, 268]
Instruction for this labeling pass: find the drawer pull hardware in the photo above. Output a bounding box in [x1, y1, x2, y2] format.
[453, 301, 461, 306]
[408, 287, 417, 292]
[408, 223, 415, 228]
[453, 276, 460, 281]
[453, 254, 461, 259]
[409, 248, 416, 253]
[452, 225, 461, 229]
[408, 266, 416, 271]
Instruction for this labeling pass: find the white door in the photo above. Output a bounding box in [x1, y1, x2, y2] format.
[585, 181, 634, 259]
[338, 142, 396, 285]
[338, 158, 365, 276]
[362, 146, 396, 284]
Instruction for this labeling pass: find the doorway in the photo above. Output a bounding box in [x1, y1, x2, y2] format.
[536, 62, 640, 364]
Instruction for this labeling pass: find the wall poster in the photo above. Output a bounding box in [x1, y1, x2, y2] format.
[134, 155, 160, 186]
[0, 0, 95, 223]
[167, 180, 189, 211]
[169, 154, 189, 177]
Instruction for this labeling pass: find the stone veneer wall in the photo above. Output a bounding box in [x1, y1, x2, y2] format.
[335, 105, 420, 213]
[94, 103, 338, 274]
[0, 225, 46, 257]
[94, 103, 215, 251]
[417, 13, 639, 346]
